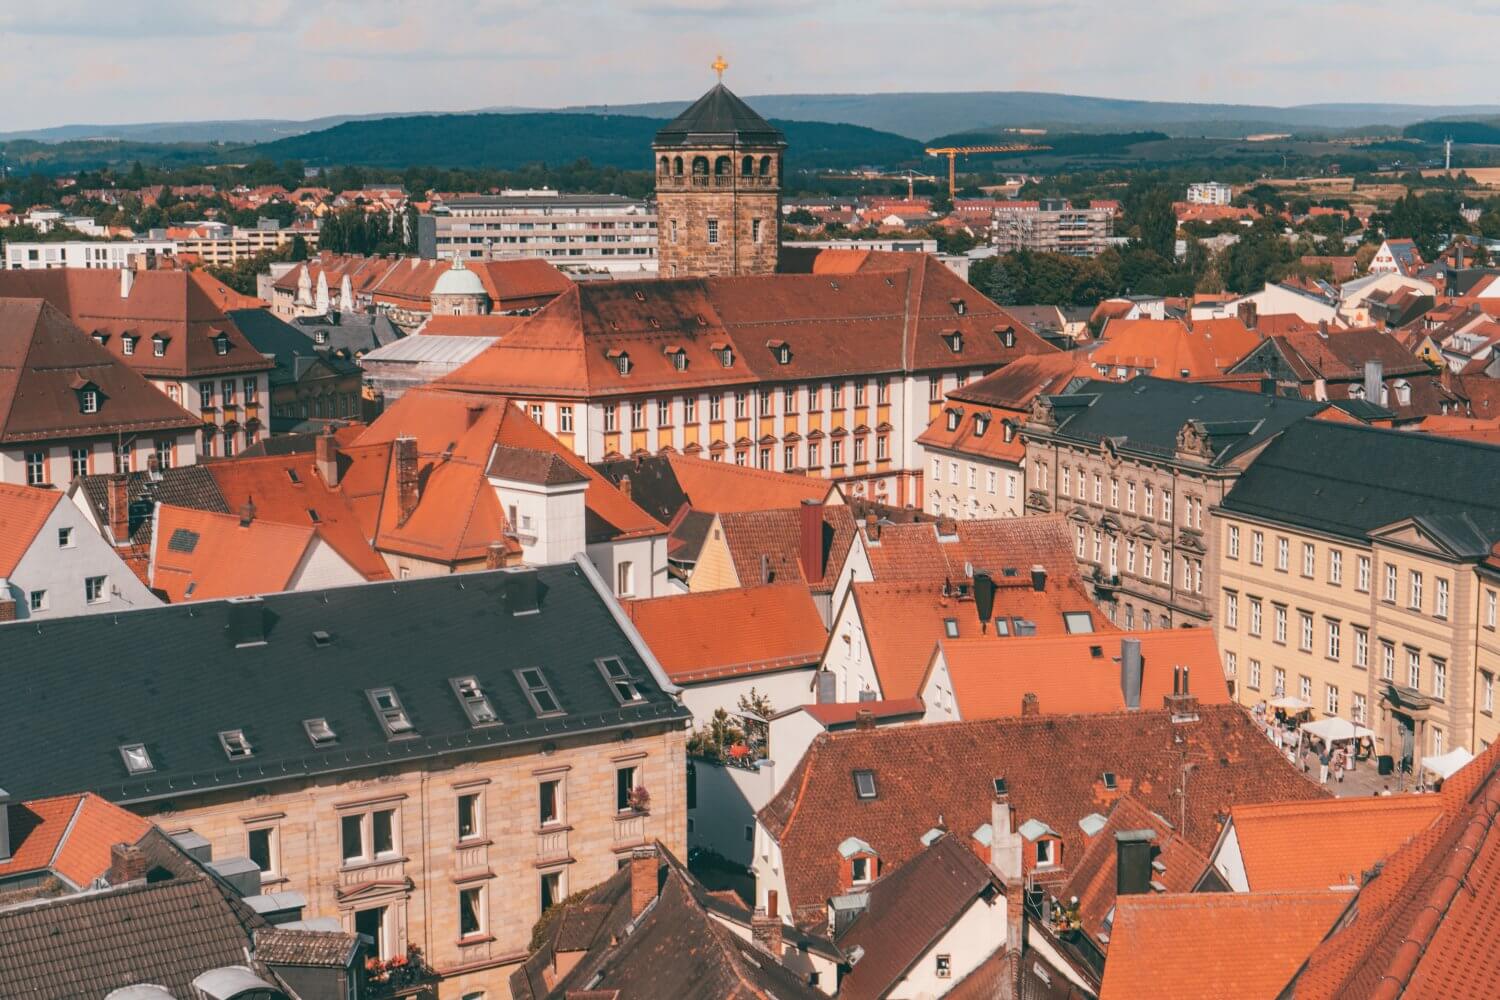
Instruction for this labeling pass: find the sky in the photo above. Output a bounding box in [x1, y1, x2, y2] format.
[0, 0, 1495, 131]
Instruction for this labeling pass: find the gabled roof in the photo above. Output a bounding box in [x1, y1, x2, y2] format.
[0, 482, 63, 575]
[1228, 795, 1443, 891]
[758, 705, 1325, 926]
[797, 698, 926, 728]
[863, 513, 1080, 585]
[0, 792, 152, 888]
[625, 583, 827, 684]
[718, 505, 857, 594]
[653, 83, 786, 148]
[946, 352, 1083, 410]
[1091, 317, 1261, 379]
[934, 628, 1230, 720]
[150, 504, 322, 602]
[663, 452, 833, 513]
[835, 833, 1003, 1000]
[0, 299, 200, 444]
[1099, 891, 1349, 1000]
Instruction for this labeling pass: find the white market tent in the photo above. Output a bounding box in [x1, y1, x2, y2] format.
[1300, 717, 1374, 743]
[1422, 747, 1474, 781]
[1270, 696, 1312, 711]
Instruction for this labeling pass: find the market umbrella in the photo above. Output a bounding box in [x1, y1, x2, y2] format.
[1270, 695, 1311, 711]
[1422, 747, 1474, 780]
[1299, 717, 1374, 743]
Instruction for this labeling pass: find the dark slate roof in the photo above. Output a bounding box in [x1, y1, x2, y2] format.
[653, 83, 786, 148]
[290, 311, 403, 355]
[0, 561, 690, 803]
[835, 833, 1002, 1000]
[593, 455, 690, 525]
[227, 308, 360, 388]
[488, 443, 590, 486]
[75, 466, 228, 545]
[1219, 420, 1500, 550]
[1036, 376, 1328, 466]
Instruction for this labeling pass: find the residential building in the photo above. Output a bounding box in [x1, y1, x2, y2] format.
[653, 80, 784, 278]
[689, 501, 859, 622]
[1186, 181, 1234, 205]
[1087, 316, 1262, 382]
[3, 237, 177, 270]
[226, 307, 368, 432]
[168, 218, 321, 265]
[1196, 284, 1341, 327]
[420, 190, 658, 275]
[512, 843, 832, 999]
[989, 199, 1117, 257]
[1337, 271, 1436, 327]
[1368, 237, 1424, 277]
[0, 791, 151, 897]
[0, 269, 274, 457]
[0, 298, 201, 485]
[0, 562, 693, 998]
[917, 352, 1081, 518]
[0, 482, 160, 621]
[1023, 377, 1328, 630]
[1213, 420, 1500, 765]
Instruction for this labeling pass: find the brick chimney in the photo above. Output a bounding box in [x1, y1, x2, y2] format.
[629, 846, 657, 918]
[395, 436, 420, 526]
[0, 584, 16, 624]
[990, 796, 1023, 882]
[238, 496, 256, 528]
[799, 498, 825, 583]
[1237, 300, 1257, 330]
[618, 474, 632, 501]
[485, 541, 507, 570]
[108, 842, 148, 885]
[854, 708, 876, 730]
[1029, 564, 1047, 592]
[865, 513, 881, 543]
[751, 891, 784, 958]
[1021, 692, 1040, 716]
[107, 474, 131, 545]
[315, 426, 340, 487]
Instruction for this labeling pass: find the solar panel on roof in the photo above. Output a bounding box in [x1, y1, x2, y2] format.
[168, 528, 200, 553]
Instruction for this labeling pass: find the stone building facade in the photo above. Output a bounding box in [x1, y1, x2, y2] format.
[653, 80, 784, 278]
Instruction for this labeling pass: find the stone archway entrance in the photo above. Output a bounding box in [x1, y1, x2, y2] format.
[1380, 682, 1433, 789]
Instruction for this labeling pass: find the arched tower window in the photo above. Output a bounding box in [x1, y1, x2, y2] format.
[691, 156, 709, 176]
[714, 155, 731, 176]
[658, 156, 669, 175]
[741, 155, 754, 176]
[758, 155, 773, 177]
[672, 156, 684, 176]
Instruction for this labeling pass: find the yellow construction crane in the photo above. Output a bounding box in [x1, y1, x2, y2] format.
[924, 144, 1051, 196]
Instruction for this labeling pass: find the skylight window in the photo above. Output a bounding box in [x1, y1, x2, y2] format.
[286, 468, 301, 484]
[993, 777, 1008, 796]
[213, 333, 230, 356]
[596, 656, 645, 705]
[368, 687, 415, 737]
[993, 618, 1010, 636]
[219, 729, 253, 760]
[120, 743, 154, 775]
[1102, 771, 1118, 791]
[853, 770, 878, 800]
[943, 618, 959, 638]
[516, 667, 564, 717]
[1063, 612, 1095, 635]
[452, 676, 499, 725]
[304, 718, 337, 747]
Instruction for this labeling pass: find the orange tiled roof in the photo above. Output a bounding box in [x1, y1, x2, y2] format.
[1229, 795, 1443, 892]
[717, 505, 857, 594]
[917, 353, 1080, 463]
[0, 482, 62, 576]
[1099, 891, 1349, 1000]
[662, 453, 831, 514]
[1091, 317, 1261, 380]
[863, 513, 1080, 585]
[150, 503, 321, 602]
[797, 698, 925, 727]
[0, 792, 151, 887]
[934, 628, 1229, 720]
[625, 583, 827, 684]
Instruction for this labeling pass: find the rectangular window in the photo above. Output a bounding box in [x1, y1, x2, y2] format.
[1357, 555, 1371, 593]
[1435, 577, 1449, 619]
[1274, 605, 1287, 644]
[1225, 590, 1238, 629]
[1127, 481, 1137, 513]
[710, 395, 722, 421]
[341, 814, 362, 862]
[752, 217, 762, 243]
[1408, 649, 1421, 690]
[1300, 675, 1312, 701]
[221, 379, 236, 406]
[631, 401, 645, 430]
[1326, 684, 1339, 716]
[1409, 571, 1423, 611]
[1251, 530, 1263, 564]
[604, 405, 617, 432]
[539, 779, 561, 826]
[70, 447, 89, 480]
[615, 766, 638, 812]
[987, 469, 998, 494]
[1488, 590, 1498, 629]
[1225, 650, 1237, 677]
[28, 590, 46, 612]
[1352, 692, 1367, 724]
[85, 576, 107, 604]
[1433, 657, 1447, 700]
[1354, 627, 1368, 669]
[199, 382, 214, 410]
[1273, 667, 1286, 697]
[1143, 545, 1154, 581]
[877, 434, 889, 461]
[1144, 485, 1154, 519]
[1484, 672, 1495, 715]
[540, 871, 563, 914]
[458, 792, 481, 841]
[1227, 525, 1239, 559]
[657, 399, 672, 425]
[459, 886, 484, 938]
[1382, 640, 1395, 681]
[853, 437, 866, 463]
[1249, 598, 1262, 636]
[1276, 537, 1289, 571]
[1248, 659, 1261, 690]
[1060, 466, 1071, 497]
[855, 382, 866, 407]
[809, 442, 820, 467]
[517, 667, 564, 716]
[735, 392, 747, 419]
[1092, 473, 1102, 504]
[247, 826, 277, 875]
[877, 379, 890, 404]
[684, 396, 696, 422]
[1327, 620, 1341, 660]
[1162, 491, 1172, 523]
[1299, 612, 1313, 652]
[831, 439, 843, 466]
[1329, 549, 1342, 585]
[25, 451, 46, 486]
[559, 405, 574, 432]
[831, 383, 843, 408]
[244, 377, 258, 405]
[529, 403, 545, 424]
[1302, 543, 1315, 577]
[1384, 563, 1397, 602]
[1110, 478, 1119, 508]
[706, 218, 719, 244]
[372, 808, 395, 856]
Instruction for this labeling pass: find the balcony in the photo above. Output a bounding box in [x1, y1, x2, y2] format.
[613, 812, 647, 848]
[367, 946, 439, 1000]
[656, 174, 776, 192]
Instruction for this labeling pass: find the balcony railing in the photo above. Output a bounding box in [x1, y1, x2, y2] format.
[367, 946, 439, 1000]
[656, 174, 776, 191]
[613, 812, 647, 847]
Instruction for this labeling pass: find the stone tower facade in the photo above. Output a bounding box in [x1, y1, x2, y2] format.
[653, 81, 786, 278]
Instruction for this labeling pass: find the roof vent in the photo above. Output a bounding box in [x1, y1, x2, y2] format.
[119, 743, 154, 775]
[303, 718, 337, 747]
[368, 687, 415, 738]
[226, 596, 267, 648]
[451, 676, 499, 725]
[311, 630, 332, 648]
[218, 729, 253, 760]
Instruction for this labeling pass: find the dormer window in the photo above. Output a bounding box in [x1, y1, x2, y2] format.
[1035, 837, 1060, 868]
[597, 656, 645, 704]
[946, 408, 960, 432]
[218, 729, 253, 760]
[152, 334, 168, 357]
[944, 330, 964, 353]
[711, 343, 733, 368]
[951, 298, 967, 316]
[451, 675, 498, 725]
[767, 339, 791, 365]
[663, 346, 688, 372]
[852, 856, 873, 883]
[81, 389, 99, 414]
[368, 686, 415, 737]
[607, 349, 631, 376]
[314, 330, 329, 345]
[119, 743, 154, 775]
[93, 333, 108, 347]
[997, 326, 1016, 348]
[1003, 421, 1015, 442]
[213, 333, 230, 356]
[304, 718, 337, 747]
[975, 414, 990, 437]
[122, 335, 137, 356]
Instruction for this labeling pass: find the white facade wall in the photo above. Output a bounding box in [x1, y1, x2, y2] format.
[920, 652, 960, 722]
[1, 433, 198, 487]
[689, 758, 783, 866]
[4, 500, 160, 620]
[586, 534, 670, 599]
[679, 668, 819, 729]
[3, 240, 177, 270]
[285, 537, 365, 592]
[922, 445, 1023, 520]
[822, 592, 884, 701]
[490, 478, 588, 565]
[1210, 820, 1250, 892]
[886, 894, 1008, 1000]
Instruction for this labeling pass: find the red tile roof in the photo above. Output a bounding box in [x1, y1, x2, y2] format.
[759, 704, 1326, 927]
[934, 628, 1230, 719]
[1091, 317, 1262, 380]
[1099, 891, 1348, 1000]
[918, 354, 1081, 463]
[0, 299, 200, 445]
[149, 503, 323, 602]
[624, 583, 827, 684]
[0, 793, 152, 888]
[0, 483, 62, 576]
[862, 513, 1080, 585]
[662, 453, 832, 513]
[797, 698, 925, 728]
[717, 505, 857, 594]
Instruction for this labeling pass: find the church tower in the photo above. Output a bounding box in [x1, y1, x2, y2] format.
[653, 58, 785, 278]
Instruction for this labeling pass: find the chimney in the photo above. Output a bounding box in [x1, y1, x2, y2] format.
[1021, 692, 1040, 716]
[973, 571, 995, 630]
[238, 496, 256, 528]
[395, 436, 420, 526]
[751, 893, 784, 958]
[1165, 665, 1200, 721]
[227, 596, 267, 647]
[1030, 564, 1047, 592]
[990, 796, 1024, 882]
[315, 427, 340, 487]
[1237, 300, 1257, 330]
[502, 567, 540, 616]
[107, 474, 131, 545]
[1364, 360, 1383, 403]
[937, 518, 958, 538]
[0, 584, 16, 624]
[108, 842, 148, 885]
[865, 513, 880, 543]
[485, 541, 507, 570]
[1120, 638, 1143, 710]
[629, 846, 657, 918]
[799, 499, 825, 583]
[120, 267, 135, 299]
[815, 670, 836, 704]
[1115, 830, 1156, 896]
[619, 474, 632, 501]
[0, 788, 10, 861]
[854, 708, 876, 731]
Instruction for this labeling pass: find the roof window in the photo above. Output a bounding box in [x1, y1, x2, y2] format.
[218, 729, 253, 760]
[152, 333, 168, 358]
[1063, 611, 1095, 634]
[943, 618, 959, 638]
[946, 408, 960, 432]
[997, 326, 1016, 348]
[304, 717, 337, 747]
[451, 675, 499, 725]
[993, 776, 1008, 796]
[213, 333, 230, 356]
[597, 656, 645, 705]
[974, 413, 989, 437]
[1102, 771, 1118, 791]
[307, 508, 321, 523]
[853, 769, 878, 800]
[951, 297, 967, 316]
[286, 468, 301, 484]
[766, 340, 791, 365]
[945, 330, 964, 353]
[368, 686, 415, 737]
[993, 618, 1010, 636]
[120, 743, 154, 775]
[606, 349, 631, 376]
[516, 667, 564, 717]
[1014, 619, 1037, 637]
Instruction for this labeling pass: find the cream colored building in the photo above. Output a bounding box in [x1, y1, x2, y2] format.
[1213, 420, 1500, 771]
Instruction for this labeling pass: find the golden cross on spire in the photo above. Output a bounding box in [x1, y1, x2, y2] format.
[711, 54, 728, 81]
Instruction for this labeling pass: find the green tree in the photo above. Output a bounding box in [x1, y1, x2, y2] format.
[1134, 187, 1178, 259]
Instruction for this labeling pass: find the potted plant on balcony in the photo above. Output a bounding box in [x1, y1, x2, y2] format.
[626, 784, 651, 814]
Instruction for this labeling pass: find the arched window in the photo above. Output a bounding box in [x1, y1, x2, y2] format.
[673, 156, 684, 176]
[741, 155, 754, 176]
[714, 155, 731, 176]
[691, 156, 709, 176]
[759, 155, 773, 176]
[658, 156, 669, 175]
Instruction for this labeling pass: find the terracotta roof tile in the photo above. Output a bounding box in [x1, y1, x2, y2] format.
[718, 505, 856, 593]
[0, 792, 151, 887]
[798, 698, 925, 728]
[1091, 317, 1261, 379]
[0, 482, 62, 576]
[662, 453, 831, 513]
[1230, 795, 1443, 892]
[149, 503, 321, 602]
[625, 583, 828, 684]
[863, 513, 1081, 586]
